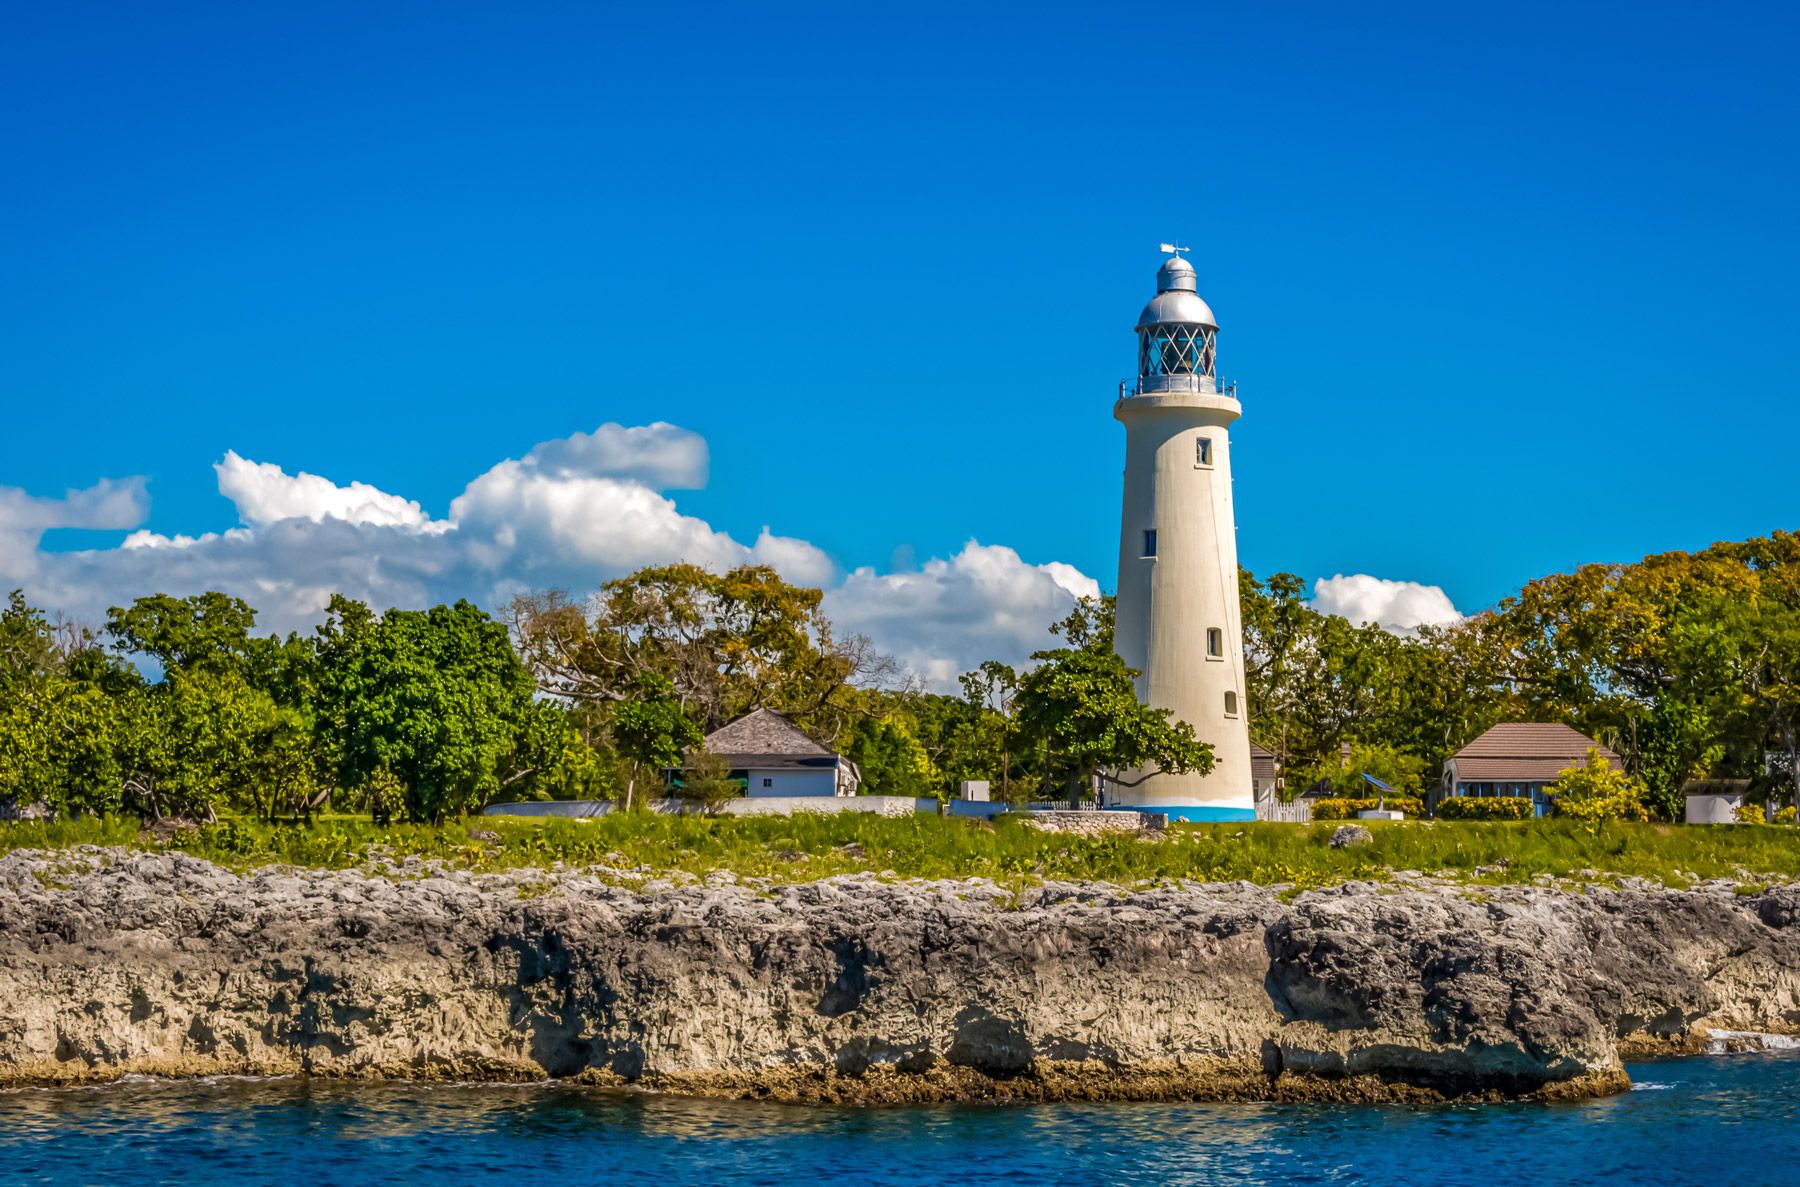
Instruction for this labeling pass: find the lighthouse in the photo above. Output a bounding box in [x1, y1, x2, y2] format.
[1110, 249, 1254, 821]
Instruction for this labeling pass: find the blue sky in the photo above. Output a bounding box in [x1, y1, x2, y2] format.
[2, 1, 1797, 672]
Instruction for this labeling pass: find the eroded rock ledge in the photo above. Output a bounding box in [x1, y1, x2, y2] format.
[3, 850, 1797, 1103]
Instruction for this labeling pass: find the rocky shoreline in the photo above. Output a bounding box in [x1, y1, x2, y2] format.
[3, 849, 1797, 1103]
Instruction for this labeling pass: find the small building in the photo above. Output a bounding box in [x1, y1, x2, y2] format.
[1249, 741, 1280, 800]
[700, 708, 860, 797]
[1683, 778, 1751, 824]
[1439, 723, 1619, 818]
[1249, 740, 1312, 822]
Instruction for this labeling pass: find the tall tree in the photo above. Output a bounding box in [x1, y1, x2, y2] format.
[509, 563, 892, 738]
[316, 596, 563, 821]
[609, 675, 703, 808]
[0, 593, 124, 817]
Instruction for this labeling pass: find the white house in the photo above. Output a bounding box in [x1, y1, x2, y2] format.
[700, 708, 860, 797]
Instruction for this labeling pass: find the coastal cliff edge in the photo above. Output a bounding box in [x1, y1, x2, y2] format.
[4, 850, 1797, 1103]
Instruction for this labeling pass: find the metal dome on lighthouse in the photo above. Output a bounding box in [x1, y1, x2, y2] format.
[1135, 249, 1219, 395]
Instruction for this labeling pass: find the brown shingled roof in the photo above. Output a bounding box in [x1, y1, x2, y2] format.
[1451, 723, 1619, 782]
[703, 708, 833, 759]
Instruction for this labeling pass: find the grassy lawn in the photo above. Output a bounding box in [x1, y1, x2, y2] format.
[2, 812, 1798, 890]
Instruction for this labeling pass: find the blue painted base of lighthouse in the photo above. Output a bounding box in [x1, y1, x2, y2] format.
[1108, 805, 1257, 823]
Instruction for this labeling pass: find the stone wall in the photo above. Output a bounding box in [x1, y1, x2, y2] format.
[1023, 810, 1166, 835]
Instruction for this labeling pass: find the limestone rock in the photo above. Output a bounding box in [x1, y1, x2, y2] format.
[1, 850, 1796, 1102]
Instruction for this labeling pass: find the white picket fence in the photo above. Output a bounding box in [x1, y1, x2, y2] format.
[1255, 792, 1312, 823]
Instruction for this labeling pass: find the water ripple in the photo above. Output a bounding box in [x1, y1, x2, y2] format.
[1, 1054, 1797, 1187]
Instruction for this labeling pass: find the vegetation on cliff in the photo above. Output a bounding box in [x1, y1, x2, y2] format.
[5, 813, 1799, 890]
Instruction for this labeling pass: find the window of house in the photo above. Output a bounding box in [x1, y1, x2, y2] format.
[1206, 627, 1223, 658]
[1196, 437, 1213, 467]
[1142, 529, 1157, 557]
[1224, 690, 1238, 717]
[762, 778, 773, 788]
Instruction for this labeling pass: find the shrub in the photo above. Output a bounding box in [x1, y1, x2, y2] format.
[1310, 796, 1424, 820]
[1734, 803, 1768, 825]
[1435, 796, 1535, 821]
[672, 750, 744, 814]
[362, 768, 407, 826]
[1776, 806, 1796, 826]
[1549, 749, 1651, 822]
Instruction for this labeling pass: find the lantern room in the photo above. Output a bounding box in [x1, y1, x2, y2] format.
[1134, 254, 1218, 394]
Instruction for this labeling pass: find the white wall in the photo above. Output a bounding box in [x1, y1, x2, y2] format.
[1686, 793, 1745, 824]
[1112, 389, 1254, 812]
[720, 796, 935, 818]
[486, 796, 934, 819]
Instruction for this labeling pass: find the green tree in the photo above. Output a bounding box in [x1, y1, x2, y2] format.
[1011, 597, 1212, 805]
[0, 592, 125, 818]
[105, 591, 265, 674]
[845, 713, 938, 798]
[102, 592, 329, 822]
[610, 675, 703, 808]
[115, 669, 280, 821]
[316, 596, 557, 821]
[509, 564, 888, 739]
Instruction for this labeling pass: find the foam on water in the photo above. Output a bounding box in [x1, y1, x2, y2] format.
[1703, 1029, 1800, 1054]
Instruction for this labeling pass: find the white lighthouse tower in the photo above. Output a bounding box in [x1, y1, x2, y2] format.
[1110, 248, 1254, 821]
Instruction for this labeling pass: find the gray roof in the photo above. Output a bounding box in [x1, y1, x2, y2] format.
[703, 708, 834, 761]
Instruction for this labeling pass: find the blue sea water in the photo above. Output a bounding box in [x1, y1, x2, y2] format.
[2, 1054, 1796, 1187]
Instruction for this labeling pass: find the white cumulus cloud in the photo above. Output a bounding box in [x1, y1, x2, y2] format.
[825, 542, 1102, 691]
[1311, 573, 1463, 635]
[516, 421, 709, 489]
[0, 477, 149, 579]
[214, 451, 443, 530]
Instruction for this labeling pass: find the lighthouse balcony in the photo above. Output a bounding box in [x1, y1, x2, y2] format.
[1121, 375, 1238, 398]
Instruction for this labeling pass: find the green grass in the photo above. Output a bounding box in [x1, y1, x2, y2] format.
[1, 813, 1797, 890]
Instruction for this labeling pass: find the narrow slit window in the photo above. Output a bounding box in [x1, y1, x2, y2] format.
[1196, 437, 1213, 467]
[1224, 690, 1239, 717]
[1142, 529, 1157, 558]
[1206, 628, 1223, 658]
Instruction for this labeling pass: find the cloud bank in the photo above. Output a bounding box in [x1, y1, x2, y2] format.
[1311, 573, 1463, 634]
[0, 423, 1093, 689]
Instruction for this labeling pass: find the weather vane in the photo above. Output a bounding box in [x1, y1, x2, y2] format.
[1158, 241, 1189, 258]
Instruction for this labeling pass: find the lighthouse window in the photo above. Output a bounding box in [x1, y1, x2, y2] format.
[1206, 628, 1224, 658]
[1142, 530, 1157, 558]
[1196, 437, 1213, 467]
[1224, 690, 1239, 718]
[1138, 326, 1217, 378]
